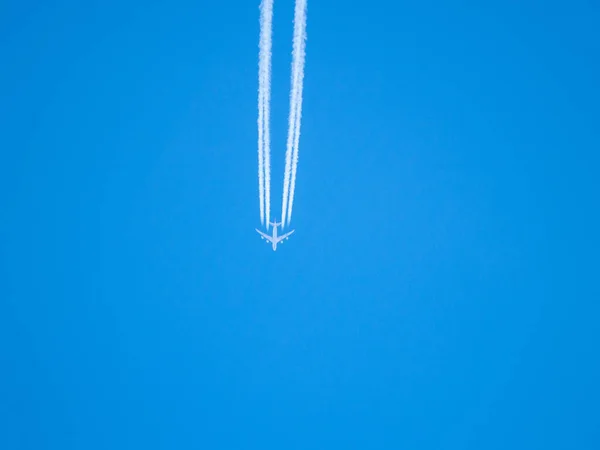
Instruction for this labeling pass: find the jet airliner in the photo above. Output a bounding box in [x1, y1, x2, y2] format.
[256, 220, 295, 251]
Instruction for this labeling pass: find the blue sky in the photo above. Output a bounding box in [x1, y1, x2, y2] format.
[1, 1, 599, 449]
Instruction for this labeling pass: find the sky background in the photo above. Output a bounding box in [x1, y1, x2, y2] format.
[1, 1, 599, 449]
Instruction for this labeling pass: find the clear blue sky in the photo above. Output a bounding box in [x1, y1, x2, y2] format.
[1, 1, 599, 449]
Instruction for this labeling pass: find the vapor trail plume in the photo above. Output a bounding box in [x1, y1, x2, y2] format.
[281, 0, 307, 227]
[286, 63, 305, 225]
[258, 87, 265, 224]
[258, 0, 273, 226]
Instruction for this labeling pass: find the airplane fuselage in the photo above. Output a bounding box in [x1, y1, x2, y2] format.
[270, 225, 278, 250]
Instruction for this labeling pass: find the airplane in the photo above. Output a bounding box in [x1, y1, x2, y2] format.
[256, 220, 295, 251]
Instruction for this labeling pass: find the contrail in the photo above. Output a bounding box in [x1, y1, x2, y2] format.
[281, 0, 307, 228]
[258, 0, 273, 226]
[258, 81, 265, 225]
[286, 1, 306, 226]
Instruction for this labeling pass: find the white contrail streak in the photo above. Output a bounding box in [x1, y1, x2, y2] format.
[258, 83, 265, 224]
[280, 37, 298, 228]
[258, 0, 273, 226]
[281, 0, 307, 228]
[286, 1, 307, 226]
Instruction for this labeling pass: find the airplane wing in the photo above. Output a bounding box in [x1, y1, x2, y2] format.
[275, 230, 295, 243]
[255, 229, 274, 243]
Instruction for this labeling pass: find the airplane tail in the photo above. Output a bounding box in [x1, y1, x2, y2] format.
[269, 219, 281, 228]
